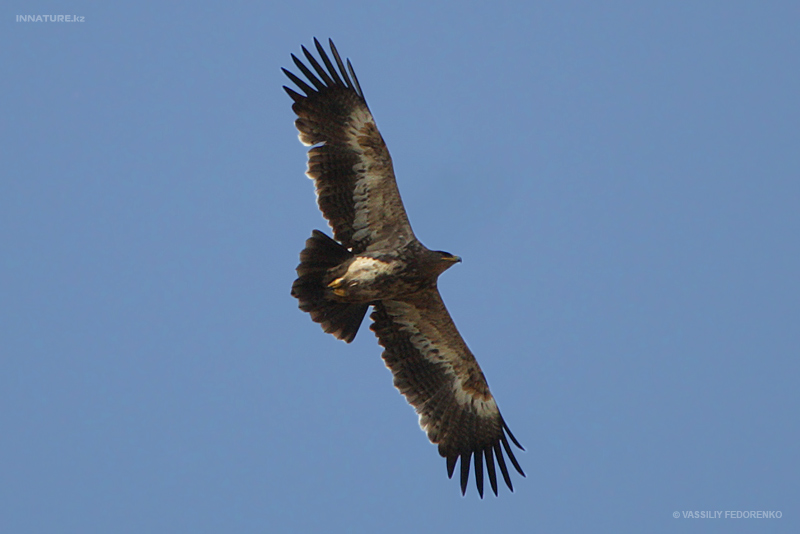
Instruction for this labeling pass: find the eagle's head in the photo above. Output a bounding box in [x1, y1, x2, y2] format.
[430, 250, 462, 276]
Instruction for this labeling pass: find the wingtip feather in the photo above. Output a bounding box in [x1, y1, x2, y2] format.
[502, 418, 525, 451]
[474, 450, 484, 498]
[493, 441, 514, 492]
[446, 455, 457, 479]
[500, 433, 526, 478]
[459, 452, 471, 496]
[484, 446, 499, 496]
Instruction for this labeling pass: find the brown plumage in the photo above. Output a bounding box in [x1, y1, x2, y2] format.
[285, 39, 524, 497]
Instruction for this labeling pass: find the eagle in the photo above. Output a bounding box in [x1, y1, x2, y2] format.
[284, 39, 525, 497]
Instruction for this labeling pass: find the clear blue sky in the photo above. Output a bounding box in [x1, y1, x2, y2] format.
[2, 2, 798, 533]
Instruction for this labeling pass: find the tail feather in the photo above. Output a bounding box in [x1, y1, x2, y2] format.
[291, 230, 369, 343]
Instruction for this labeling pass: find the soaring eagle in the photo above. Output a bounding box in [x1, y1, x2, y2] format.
[284, 39, 524, 497]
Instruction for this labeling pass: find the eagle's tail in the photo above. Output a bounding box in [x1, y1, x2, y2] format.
[291, 230, 369, 343]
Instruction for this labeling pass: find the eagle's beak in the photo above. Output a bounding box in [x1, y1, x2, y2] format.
[449, 255, 462, 263]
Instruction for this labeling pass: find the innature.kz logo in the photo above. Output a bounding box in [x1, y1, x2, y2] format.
[17, 15, 85, 23]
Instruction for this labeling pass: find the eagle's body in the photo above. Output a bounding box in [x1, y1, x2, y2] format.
[284, 39, 524, 497]
[325, 241, 458, 302]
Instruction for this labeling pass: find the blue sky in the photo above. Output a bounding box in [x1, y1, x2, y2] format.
[2, 1, 798, 532]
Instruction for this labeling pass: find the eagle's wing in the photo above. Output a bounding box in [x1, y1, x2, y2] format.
[283, 39, 415, 254]
[370, 289, 525, 497]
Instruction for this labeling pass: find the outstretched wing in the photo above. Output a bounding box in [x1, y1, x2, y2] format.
[370, 289, 525, 497]
[283, 39, 415, 254]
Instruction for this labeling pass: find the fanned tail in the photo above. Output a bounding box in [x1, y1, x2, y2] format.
[291, 230, 369, 343]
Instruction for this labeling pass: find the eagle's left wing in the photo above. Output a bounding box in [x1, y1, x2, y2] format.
[370, 289, 525, 497]
[282, 39, 415, 254]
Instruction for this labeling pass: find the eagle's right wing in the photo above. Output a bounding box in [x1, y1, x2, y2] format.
[370, 288, 525, 497]
[283, 39, 415, 254]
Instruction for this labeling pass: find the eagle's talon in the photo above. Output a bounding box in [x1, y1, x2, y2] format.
[328, 277, 345, 289]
